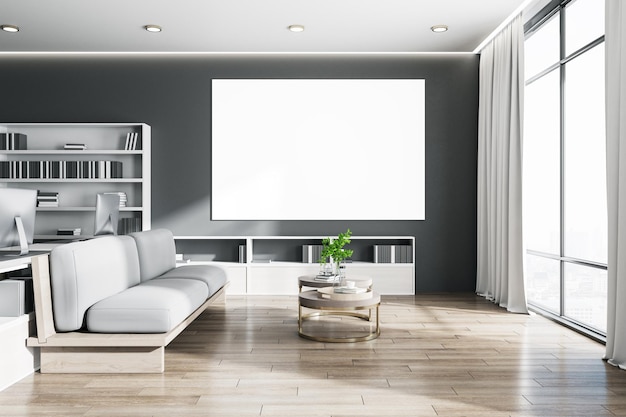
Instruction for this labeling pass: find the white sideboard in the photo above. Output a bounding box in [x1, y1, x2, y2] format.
[174, 236, 415, 295]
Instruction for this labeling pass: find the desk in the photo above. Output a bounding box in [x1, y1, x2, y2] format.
[0, 242, 64, 254]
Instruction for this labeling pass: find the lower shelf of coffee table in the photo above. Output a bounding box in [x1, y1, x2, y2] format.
[297, 290, 380, 343]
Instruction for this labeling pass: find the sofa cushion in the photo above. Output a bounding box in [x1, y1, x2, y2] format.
[157, 264, 228, 297]
[130, 229, 177, 282]
[50, 236, 141, 332]
[86, 278, 209, 333]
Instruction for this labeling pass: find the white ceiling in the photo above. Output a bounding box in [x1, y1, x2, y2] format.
[0, 0, 533, 54]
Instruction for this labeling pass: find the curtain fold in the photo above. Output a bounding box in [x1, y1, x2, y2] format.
[476, 14, 528, 314]
[605, 0, 626, 369]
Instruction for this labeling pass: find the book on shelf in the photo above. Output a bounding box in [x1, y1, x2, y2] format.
[0, 160, 123, 179]
[37, 190, 59, 207]
[373, 244, 413, 263]
[118, 217, 141, 235]
[0, 133, 27, 150]
[124, 132, 140, 151]
[64, 143, 87, 150]
[124, 132, 131, 150]
[103, 191, 127, 207]
[57, 228, 81, 236]
[175, 254, 191, 264]
[302, 244, 324, 263]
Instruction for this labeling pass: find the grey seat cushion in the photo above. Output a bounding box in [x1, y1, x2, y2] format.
[86, 278, 209, 333]
[157, 264, 228, 297]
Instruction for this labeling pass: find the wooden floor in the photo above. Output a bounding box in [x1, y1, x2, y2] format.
[1, 293, 624, 417]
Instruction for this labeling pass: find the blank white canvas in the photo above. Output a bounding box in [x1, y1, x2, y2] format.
[211, 79, 425, 220]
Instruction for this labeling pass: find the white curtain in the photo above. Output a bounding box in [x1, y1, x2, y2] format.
[605, 0, 626, 369]
[476, 14, 528, 314]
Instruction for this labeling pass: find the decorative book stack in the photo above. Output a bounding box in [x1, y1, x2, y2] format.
[64, 143, 87, 150]
[37, 191, 59, 207]
[103, 191, 127, 208]
[57, 227, 81, 236]
[314, 275, 339, 282]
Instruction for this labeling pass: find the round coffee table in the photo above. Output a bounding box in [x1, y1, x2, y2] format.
[298, 275, 373, 292]
[298, 289, 380, 343]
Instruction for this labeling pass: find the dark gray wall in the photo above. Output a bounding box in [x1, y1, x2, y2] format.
[0, 54, 479, 292]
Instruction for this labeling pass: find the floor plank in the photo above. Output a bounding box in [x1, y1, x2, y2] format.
[1, 293, 622, 417]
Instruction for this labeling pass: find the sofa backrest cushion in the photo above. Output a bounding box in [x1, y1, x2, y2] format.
[129, 229, 176, 282]
[50, 235, 141, 332]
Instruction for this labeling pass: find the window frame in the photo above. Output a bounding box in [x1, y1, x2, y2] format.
[523, 0, 606, 342]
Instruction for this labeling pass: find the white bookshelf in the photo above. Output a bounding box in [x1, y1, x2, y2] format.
[0, 123, 151, 238]
[174, 235, 415, 295]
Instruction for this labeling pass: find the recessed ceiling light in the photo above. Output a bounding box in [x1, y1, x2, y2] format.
[431, 25, 448, 33]
[1, 25, 19, 33]
[288, 24, 305, 33]
[144, 25, 162, 33]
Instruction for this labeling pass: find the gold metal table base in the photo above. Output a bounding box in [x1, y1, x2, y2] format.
[298, 300, 380, 343]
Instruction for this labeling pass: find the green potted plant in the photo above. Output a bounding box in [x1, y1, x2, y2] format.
[319, 229, 354, 279]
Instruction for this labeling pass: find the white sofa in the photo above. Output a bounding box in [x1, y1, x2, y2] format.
[27, 229, 228, 373]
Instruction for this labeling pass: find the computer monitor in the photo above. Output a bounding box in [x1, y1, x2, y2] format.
[0, 188, 37, 256]
[94, 193, 120, 236]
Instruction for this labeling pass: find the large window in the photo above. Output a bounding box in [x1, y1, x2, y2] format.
[523, 0, 606, 337]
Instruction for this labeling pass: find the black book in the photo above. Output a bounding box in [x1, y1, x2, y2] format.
[0, 133, 27, 150]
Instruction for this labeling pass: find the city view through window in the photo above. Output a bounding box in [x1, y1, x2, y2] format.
[523, 0, 607, 336]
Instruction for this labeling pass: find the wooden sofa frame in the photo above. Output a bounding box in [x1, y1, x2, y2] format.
[26, 254, 226, 373]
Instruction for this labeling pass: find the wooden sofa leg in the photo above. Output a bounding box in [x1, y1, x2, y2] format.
[39, 346, 165, 374]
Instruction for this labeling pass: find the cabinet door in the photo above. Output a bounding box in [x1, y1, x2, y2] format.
[0, 316, 38, 391]
[248, 265, 320, 295]
[346, 265, 414, 294]
[224, 265, 247, 295]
